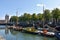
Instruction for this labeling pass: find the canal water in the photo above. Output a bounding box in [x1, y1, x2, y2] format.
[0, 25, 57, 40]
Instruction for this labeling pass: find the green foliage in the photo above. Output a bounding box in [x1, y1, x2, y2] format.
[19, 13, 32, 21]
[23, 13, 32, 21]
[32, 13, 38, 21]
[52, 8, 60, 19]
[44, 9, 52, 21]
[10, 16, 18, 22]
[52, 8, 60, 23]
[10, 8, 60, 23]
[37, 13, 43, 21]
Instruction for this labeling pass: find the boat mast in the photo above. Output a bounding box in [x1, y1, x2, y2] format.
[43, 4, 44, 28]
[16, 11, 18, 26]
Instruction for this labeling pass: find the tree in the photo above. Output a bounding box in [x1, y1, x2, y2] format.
[19, 16, 24, 21]
[23, 13, 32, 21]
[10, 16, 18, 23]
[58, 16, 60, 22]
[37, 13, 43, 21]
[26, 14, 32, 21]
[52, 8, 60, 24]
[32, 13, 38, 21]
[44, 9, 52, 23]
[19, 13, 32, 21]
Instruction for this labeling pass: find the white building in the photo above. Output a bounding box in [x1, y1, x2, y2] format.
[5, 14, 9, 23]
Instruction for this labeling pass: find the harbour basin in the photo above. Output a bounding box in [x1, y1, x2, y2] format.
[0, 25, 57, 40]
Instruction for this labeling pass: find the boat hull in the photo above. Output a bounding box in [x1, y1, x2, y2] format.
[22, 30, 38, 35]
[40, 33, 55, 37]
[55, 32, 60, 40]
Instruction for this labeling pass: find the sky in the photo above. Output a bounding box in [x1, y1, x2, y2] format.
[0, 0, 60, 19]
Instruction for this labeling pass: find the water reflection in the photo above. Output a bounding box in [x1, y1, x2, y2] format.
[42, 36, 47, 40]
[5, 28, 9, 34]
[5, 25, 9, 34]
[10, 29, 19, 35]
[0, 25, 57, 40]
[9, 29, 56, 40]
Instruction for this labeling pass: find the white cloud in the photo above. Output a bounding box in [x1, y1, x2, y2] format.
[45, 6, 60, 11]
[56, 6, 60, 9]
[46, 7, 53, 10]
[36, 4, 46, 7]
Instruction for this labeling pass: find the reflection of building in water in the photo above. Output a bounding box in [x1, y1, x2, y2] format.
[5, 27, 9, 34]
[0, 14, 9, 23]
